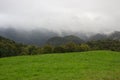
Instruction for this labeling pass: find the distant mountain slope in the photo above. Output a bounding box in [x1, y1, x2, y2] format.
[46, 35, 84, 46]
[109, 31, 120, 40]
[0, 36, 16, 45]
[0, 28, 120, 45]
[0, 28, 58, 45]
[88, 31, 120, 41]
[88, 33, 107, 41]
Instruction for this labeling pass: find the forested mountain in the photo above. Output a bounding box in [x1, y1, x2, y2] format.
[0, 34, 120, 58]
[88, 33, 107, 41]
[109, 31, 120, 40]
[87, 31, 120, 41]
[0, 35, 42, 57]
[0, 28, 120, 46]
[0, 28, 58, 45]
[47, 35, 84, 46]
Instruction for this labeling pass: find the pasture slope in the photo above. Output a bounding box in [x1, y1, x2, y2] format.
[0, 50, 120, 80]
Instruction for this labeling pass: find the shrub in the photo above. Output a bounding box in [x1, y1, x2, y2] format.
[53, 46, 65, 53]
[43, 45, 53, 53]
[79, 44, 90, 51]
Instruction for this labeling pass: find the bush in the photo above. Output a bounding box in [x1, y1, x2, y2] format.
[43, 45, 53, 53]
[53, 46, 65, 53]
[64, 42, 78, 52]
[79, 44, 90, 51]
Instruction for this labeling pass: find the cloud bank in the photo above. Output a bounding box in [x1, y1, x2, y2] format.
[0, 0, 120, 33]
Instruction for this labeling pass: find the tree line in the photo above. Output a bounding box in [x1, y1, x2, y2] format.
[0, 36, 120, 58]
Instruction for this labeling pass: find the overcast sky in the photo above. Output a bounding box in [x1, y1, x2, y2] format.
[0, 0, 120, 33]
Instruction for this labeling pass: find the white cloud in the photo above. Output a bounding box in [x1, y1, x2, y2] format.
[0, 0, 120, 33]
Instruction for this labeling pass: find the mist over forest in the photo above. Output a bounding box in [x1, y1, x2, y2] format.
[0, 0, 120, 46]
[0, 27, 119, 46]
[0, 0, 120, 60]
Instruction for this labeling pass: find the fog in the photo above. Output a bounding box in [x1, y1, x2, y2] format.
[0, 0, 120, 33]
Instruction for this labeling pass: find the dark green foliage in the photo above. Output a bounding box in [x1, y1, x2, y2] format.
[43, 45, 53, 53]
[79, 44, 90, 51]
[53, 46, 65, 53]
[64, 42, 78, 52]
[21, 45, 38, 55]
[0, 35, 120, 58]
[0, 36, 19, 57]
[87, 40, 120, 51]
[0, 36, 44, 57]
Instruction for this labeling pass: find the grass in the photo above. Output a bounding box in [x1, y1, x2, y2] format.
[0, 50, 120, 80]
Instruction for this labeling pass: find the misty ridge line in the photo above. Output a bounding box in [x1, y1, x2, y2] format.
[0, 27, 120, 46]
[0, 27, 117, 37]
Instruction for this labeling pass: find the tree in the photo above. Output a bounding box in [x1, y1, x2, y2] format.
[53, 46, 65, 53]
[64, 42, 77, 52]
[79, 44, 90, 51]
[43, 45, 53, 53]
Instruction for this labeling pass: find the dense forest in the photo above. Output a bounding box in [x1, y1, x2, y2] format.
[0, 33, 120, 58]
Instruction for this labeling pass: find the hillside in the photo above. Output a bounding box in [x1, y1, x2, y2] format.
[0, 51, 120, 80]
[0, 28, 58, 45]
[88, 33, 107, 41]
[109, 31, 120, 40]
[47, 35, 84, 46]
[0, 35, 120, 58]
[0, 28, 120, 45]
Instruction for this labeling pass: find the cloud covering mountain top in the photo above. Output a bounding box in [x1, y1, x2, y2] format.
[0, 0, 120, 33]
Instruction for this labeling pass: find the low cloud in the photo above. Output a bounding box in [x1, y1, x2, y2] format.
[0, 0, 120, 33]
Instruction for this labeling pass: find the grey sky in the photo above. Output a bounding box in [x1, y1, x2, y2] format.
[0, 0, 120, 33]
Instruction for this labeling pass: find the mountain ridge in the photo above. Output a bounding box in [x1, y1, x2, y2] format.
[0, 28, 120, 45]
[47, 35, 84, 46]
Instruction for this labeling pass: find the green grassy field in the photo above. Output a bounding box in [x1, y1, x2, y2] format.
[0, 50, 120, 80]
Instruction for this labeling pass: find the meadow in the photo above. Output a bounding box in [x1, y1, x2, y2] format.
[0, 50, 120, 80]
